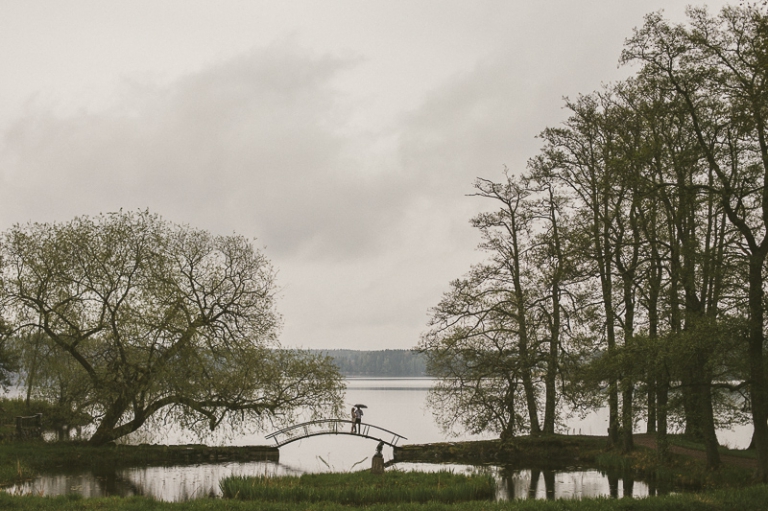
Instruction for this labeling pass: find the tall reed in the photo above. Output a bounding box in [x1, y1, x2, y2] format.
[220, 470, 496, 504]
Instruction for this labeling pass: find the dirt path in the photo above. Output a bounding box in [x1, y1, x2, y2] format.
[633, 433, 757, 470]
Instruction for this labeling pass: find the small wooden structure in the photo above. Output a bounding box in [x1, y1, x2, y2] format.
[15, 413, 43, 439]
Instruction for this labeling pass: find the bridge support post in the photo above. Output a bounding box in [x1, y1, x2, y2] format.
[371, 453, 384, 474]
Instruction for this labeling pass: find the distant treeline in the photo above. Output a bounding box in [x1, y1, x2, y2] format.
[315, 349, 427, 377]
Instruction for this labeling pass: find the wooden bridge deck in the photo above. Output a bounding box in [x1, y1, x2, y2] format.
[265, 419, 407, 448]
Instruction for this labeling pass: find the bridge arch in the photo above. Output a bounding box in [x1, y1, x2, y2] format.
[266, 419, 407, 448]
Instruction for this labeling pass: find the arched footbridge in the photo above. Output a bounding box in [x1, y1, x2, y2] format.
[266, 419, 407, 448]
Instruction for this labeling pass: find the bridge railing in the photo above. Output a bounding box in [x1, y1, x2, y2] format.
[265, 419, 407, 448]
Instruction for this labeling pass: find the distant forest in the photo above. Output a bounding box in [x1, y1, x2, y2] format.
[315, 349, 427, 377]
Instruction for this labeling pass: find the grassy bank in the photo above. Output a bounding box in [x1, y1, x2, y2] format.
[2, 484, 768, 510]
[221, 470, 496, 504]
[667, 435, 757, 460]
[394, 435, 607, 466]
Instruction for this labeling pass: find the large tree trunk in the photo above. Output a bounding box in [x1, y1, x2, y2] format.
[696, 367, 721, 469]
[512, 272, 540, 434]
[644, 206, 663, 436]
[647, 379, 657, 435]
[599, 259, 620, 446]
[520, 378, 540, 435]
[543, 331, 557, 435]
[88, 397, 139, 446]
[501, 380, 517, 441]
[748, 256, 768, 480]
[24, 337, 40, 411]
[656, 365, 669, 462]
[681, 369, 704, 441]
[620, 249, 637, 453]
[543, 204, 562, 435]
[621, 384, 634, 452]
[506, 204, 542, 436]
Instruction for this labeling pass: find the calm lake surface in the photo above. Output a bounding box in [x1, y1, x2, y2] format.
[6, 378, 753, 501]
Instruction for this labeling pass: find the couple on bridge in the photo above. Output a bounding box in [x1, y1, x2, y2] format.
[350, 404, 365, 434]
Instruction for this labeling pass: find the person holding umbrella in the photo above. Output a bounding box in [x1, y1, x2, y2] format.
[353, 404, 366, 434]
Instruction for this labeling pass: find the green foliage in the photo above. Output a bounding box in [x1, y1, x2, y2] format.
[220, 470, 495, 504]
[421, 3, 768, 465]
[418, 176, 561, 439]
[0, 318, 18, 390]
[0, 397, 91, 441]
[0, 211, 345, 445]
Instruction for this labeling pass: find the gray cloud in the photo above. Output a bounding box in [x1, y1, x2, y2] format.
[0, 43, 412, 263]
[1, 1, 733, 350]
[0, 42, 573, 350]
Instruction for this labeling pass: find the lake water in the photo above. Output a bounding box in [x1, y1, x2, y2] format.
[5, 378, 753, 501]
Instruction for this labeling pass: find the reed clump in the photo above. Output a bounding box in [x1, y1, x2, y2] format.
[220, 469, 496, 504]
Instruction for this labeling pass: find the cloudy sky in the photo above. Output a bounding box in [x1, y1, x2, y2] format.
[0, 1, 729, 350]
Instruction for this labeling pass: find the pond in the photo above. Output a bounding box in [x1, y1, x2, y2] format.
[5, 378, 752, 502]
[6, 463, 658, 501]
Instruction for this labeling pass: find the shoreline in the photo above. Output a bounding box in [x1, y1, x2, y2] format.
[393, 435, 606, 467]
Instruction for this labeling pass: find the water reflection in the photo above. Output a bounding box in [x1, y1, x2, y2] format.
[497, 468, 651, 500]
[395, 463, 652, 501]
[6, 461, 300, 501]
[2, 378, 728, 502]
[7, 461, 653, 502]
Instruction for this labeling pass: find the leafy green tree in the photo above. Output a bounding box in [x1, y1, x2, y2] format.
[0, 211, 344, 445]
[0, 318, 17, 391]
[420, 4, 764, 472]
[419, 174, 543, 439]
[12, 331, 93, 437]
[524, 162, 583, 435]
[623, 3, 768, 477]
[539, 93, 626, 447]
[420, 170, 585, 440]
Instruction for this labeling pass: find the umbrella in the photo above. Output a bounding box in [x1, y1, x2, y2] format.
[354, 404, 368, 408]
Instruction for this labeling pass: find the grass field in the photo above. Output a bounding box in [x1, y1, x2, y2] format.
[220, 470, 496, 504]
[2, 484, 768, 510]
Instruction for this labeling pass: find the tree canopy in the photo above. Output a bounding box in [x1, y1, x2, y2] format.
[0, 210, 344, 445]
[420, 2, 768, 479]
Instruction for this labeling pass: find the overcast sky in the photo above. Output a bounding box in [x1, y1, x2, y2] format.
[0, 1, 730, 350]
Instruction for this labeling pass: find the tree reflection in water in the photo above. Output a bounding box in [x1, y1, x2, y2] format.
[497, 466, 653, 500]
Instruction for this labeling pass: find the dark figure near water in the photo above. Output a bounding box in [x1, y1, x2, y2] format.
[371, 440, 385, 475]
[351, 407, 357, 433]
